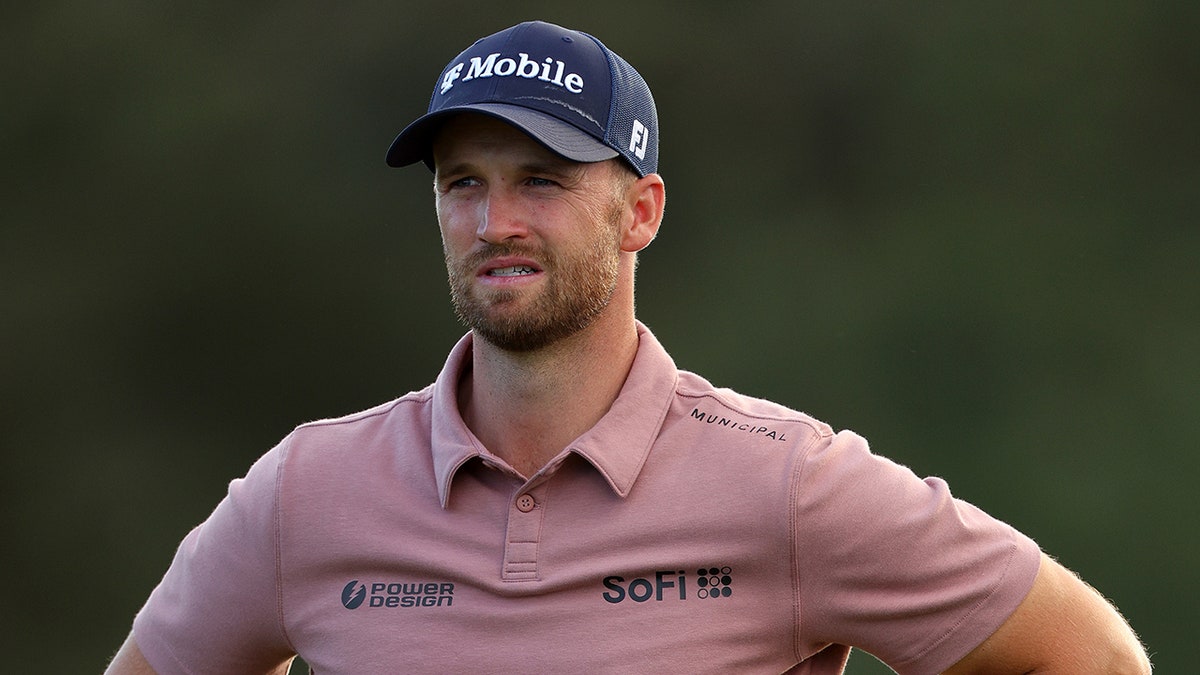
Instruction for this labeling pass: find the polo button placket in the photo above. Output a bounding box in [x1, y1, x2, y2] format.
[502, 484, 547, 581]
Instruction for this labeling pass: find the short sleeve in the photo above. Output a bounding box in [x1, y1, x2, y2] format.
[132, 440, 295, 674]
[792, 430, 1041, 674]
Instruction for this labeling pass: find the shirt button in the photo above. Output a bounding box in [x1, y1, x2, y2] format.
[516, 494, 536, 512]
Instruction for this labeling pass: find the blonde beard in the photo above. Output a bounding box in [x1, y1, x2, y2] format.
[445, 205, 624, 352]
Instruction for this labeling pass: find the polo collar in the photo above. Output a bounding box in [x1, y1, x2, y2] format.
[430, 322, 678, 508]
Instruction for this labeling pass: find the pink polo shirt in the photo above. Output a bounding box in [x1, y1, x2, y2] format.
[133, 323, 1040, 674]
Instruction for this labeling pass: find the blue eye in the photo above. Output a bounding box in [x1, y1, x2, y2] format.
[446, 177, 480, 189]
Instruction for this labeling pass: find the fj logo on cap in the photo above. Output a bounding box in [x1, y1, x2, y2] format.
[629, 120, 649, 160]
[440, 52, 584, 95]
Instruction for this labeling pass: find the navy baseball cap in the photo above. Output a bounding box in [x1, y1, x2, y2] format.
[385, 21, 658, 177]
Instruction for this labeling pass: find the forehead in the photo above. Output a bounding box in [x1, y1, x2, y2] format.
[431, 113, 573, 169]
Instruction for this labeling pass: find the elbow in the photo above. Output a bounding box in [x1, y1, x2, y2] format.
[1083, 637, 1152, 675]
[1025, 644, 1151, 675]
[1113, 646, 1153, 675]
[1111, 617, 1153, 675]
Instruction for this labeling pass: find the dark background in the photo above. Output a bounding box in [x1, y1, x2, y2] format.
[4, 2, 1195, 672]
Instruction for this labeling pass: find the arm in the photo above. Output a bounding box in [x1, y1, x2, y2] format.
[105, 634, 293, 675]
[945, 552, 1150, 674]
[116, 444, 297, 671]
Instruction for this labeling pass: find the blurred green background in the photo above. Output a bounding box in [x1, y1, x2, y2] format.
[3, 2, 1195, 672]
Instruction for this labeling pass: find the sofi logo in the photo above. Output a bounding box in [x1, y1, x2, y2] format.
[601, 566, 734, 604]
[441, 52, 584, 95]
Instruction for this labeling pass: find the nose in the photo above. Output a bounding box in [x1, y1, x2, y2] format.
[477, 188, 528, 243]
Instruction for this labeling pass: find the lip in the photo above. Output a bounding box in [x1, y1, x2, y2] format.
[475, 256, 544, 284]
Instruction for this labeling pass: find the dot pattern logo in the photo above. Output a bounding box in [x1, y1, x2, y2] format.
[696, 566, 733, 599]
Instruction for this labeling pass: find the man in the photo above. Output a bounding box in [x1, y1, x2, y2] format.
[108, 20, 1150, 674]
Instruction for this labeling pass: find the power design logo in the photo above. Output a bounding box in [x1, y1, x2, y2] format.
[341, 580, 367, 609]
[601, 566, 734, 604]
[340, 580, 455, 609]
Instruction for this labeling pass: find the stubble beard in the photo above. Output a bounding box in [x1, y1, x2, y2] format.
[445, 214, 623, 352]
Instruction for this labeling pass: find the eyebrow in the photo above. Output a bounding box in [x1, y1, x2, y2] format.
[521, 159, 585, 181]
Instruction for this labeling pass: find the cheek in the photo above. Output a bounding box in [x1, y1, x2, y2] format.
[436, 200, 476, 248]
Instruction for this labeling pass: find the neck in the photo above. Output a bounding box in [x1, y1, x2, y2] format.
[458, 293, 639, 479]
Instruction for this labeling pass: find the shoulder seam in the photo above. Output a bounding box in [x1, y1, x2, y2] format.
[273, 437, 292, 653]
[294, 389, 432, 432]
[676, 389, 833, 439]
[787, 430, 833, 662]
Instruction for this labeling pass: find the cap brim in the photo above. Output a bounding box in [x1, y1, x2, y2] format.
[385, 103, 619, 169]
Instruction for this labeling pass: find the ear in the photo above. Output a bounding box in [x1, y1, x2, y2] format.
[620, 173, 665, 253]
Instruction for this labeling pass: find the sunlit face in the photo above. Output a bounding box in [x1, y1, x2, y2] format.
[432, 114, 632, 351]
